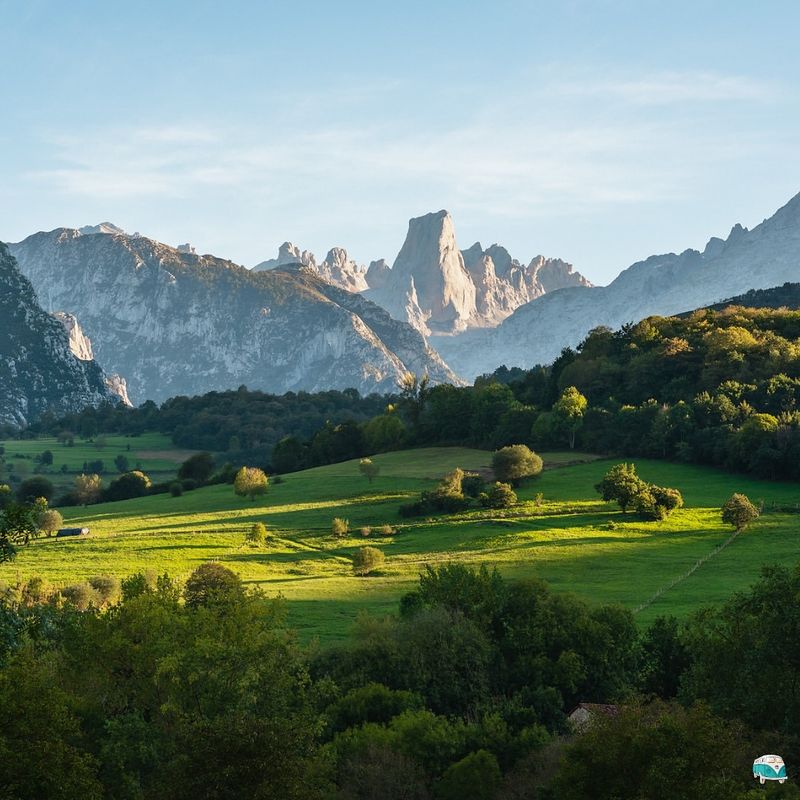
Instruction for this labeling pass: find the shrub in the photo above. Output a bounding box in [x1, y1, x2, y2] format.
[61, 581, 98, 611]
[461, 472, 485, 498]
[635, 484, 684, 521]
[534, 492, 544, 507]
[435, 749, 502, 800]
[352, 545, 385, 576]
[180, 478, 199, 491]
[22, 576, 50, 605]
[721, 493, 760, 531]
[169, 482, 183, 497]
[178, 452, 215, 483]
[246, 522, 268, 546]
[595, 463, 647, 513]
[113, 454, 129, 473]
[491, 445, 543, 485]
[89, 575, 121, 606]
[233, 467, 268, 501]
[360, 526, 372, 537]
[380, 524, 396, 536]
[479, 481, 517, 509]
[332, 517, 350, 538]
[184, 562, 245, 608]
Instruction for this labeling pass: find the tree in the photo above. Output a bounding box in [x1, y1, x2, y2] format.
[332, 517, 350, 538]
[721, 493, 760, 531]
[491, 445, 543, 485]
[436, 749, 502, 800]
[271, 436, 307, 474]
[16, 476, 55, 504]
[178, 452, 215, 483]
[233, 467, 268, 501]
[634, 484, 684, 521]
[246, 522, 267, 546]
[553, 386, 588, 449]
[57, 431, 75, 447]
[105, 471, 152, 502]
[89, 575, 122, 606]
[0, 503, 37, 562]
[113, 454, 129, 473]
[479, 481, 517, 509]
[358, 458, 380, 484]
[594, 463, 646, 513]
[183, 562, 245, 608]
[352, 546, 385, 576]
[74, 474, 102, 506]
[37, 449, 54, 466]
[37, 508, 63, 537]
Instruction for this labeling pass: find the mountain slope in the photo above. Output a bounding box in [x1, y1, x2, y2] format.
[9, 229, 457, 403]
[0, 242, 118, 428]
[437, 191, 800, 378]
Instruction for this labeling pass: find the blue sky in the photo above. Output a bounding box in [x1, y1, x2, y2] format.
[2, 0, 799, 284]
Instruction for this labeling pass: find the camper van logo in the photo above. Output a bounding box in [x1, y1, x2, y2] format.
[753, 754, 787, 785]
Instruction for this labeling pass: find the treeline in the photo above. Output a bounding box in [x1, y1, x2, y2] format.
[0, 561, 798, 798]
[274, 306, 800, 479]
[25, 387, 391, 464]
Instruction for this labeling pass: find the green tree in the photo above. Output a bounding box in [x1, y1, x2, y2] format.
[178, 452, 215, 483]
[721, 493, 760, 531]
[639, 615, 690, 699]
[553, 386, 588, 449]
[435, 749, 502, 800]
[0, 502, 37, 562]
[183, 562, 245, 609]
[271, 436, 307, 473]
[37, 507, 63, 537]
[233, 466, 268, 501]
[16, 475, 55, 503]
[363, 413, 406, 453]
[491, 445, 543, 485]
[594, 463, 646, 513]
[37, 449, 54, 466]
[74, 473, 103, 506]
[358, 458, 380, 484]
[352, 546, 385, 576]
[113, 454, 130, 473]
[105, 470, 152, 501]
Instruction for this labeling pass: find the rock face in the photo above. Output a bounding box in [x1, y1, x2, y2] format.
[436, 191, 800, 379]
[255, 212, 589, 336]
[254, 243, 369, 292]
[0, 242, 119, 428]
[10, 228, 458, 404]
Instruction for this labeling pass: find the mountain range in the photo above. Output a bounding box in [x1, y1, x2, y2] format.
[4, 190, 800, 424]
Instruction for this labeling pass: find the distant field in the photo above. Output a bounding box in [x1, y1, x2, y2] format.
[0, 433, 194, 492]
[1, 446, 799, 642]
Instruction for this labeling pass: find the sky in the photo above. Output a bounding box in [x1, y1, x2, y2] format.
[1, 0, 799, 285]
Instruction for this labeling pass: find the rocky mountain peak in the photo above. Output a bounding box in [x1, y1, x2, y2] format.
[52, 311, 94, 361]
[79, 222, 127, 236]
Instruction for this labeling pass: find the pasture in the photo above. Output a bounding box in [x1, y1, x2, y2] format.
[2, 446, 799, 642]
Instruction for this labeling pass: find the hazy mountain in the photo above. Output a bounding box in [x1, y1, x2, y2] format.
[0, 242, 120, 428]
[436, 191, 800, 379]
[9, 227, 457, 404]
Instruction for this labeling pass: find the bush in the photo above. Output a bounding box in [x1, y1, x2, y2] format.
[89, 575, 121, 606]
[358, 458, 380, 483]
[435, 749, 502, 800]
[491, 445, 543, 485]
[360, 526, 372, 537]
[595, 463, 647, 513]
[332, 517, 350, 538]
[105, 470, 152, 502]
[461, 472, 485, 498]
[245, 522, 268, 546]
[721, 493, 760, 531]
[22, 576, 50, 605]
[352, 545, 385, 576]
[169, 482, 183, 497]
[61, 581, 98, 611]
[180, 478, 199, 491]
[479, 481, 517, 509]
[178, 452, 215, 483]
[634, 484, 684, 521]
[380, 524, 396, 536]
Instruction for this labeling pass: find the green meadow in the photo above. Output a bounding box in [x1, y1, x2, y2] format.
[2, 446, 799, 642]
[0, 433, 194, 491]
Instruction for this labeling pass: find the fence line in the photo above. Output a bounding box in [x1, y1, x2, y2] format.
[633, 527, 742, 615]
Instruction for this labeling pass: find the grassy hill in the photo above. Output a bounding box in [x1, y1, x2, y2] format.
[0, 433, 196, 493]
[1, 446, 799, 642]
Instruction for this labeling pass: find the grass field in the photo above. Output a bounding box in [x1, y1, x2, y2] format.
[0, 433, 196, 492]
[1, 446, 799, 642]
